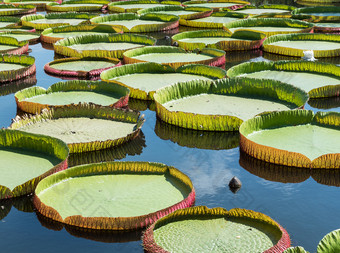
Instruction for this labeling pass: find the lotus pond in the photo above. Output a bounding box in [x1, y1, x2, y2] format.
[0, 0, 340, 252]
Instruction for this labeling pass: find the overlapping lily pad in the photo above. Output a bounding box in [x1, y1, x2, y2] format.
[41, 24, 122, 44]
[180, 11, 248, 29]
[0, 31, 40, 43]
[108, 0, 178, 13]
[0, 36, 29, 54]
[0, 54, 35, 83]
[0, 17, 19, 29]
[154, 77, 308, 131]
[34, 161, 195, 230]
[240, 110, 340, 168]
[0, 4, 36, 15]
[223, 18, 314, 36]
[44, 57, 121, 79]
[143, 206, 290, 253]
[182, 0, 250, 12]
[262, 33, 340, 58]
[227, 61, 340, 98]
[0, 24, 35, 33]
[123, 46, 226, 68]
[10, 104, 144, 153]
[232, 4, 295, 17]
[101, 62, 226, 100]
[46, 0, 109, 12]
[2, 0, 61, 8]
[15, 80, 129, 114]
[292, 6, 340, 21]
[90, 13, 179, 33]
[21, 13, 97, 30]
[0, 129, 69, 200]
[312, 21, 340, 33]
[54, 33, 156, 59]
[138, 5, 213, 20]
[172, 30, 266, 51]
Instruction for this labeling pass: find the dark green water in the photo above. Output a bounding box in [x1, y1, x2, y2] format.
[1, 2, 340, 252]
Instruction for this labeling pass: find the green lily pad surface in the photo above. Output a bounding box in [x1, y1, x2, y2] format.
[110, 3, 170, 11]
[236, 8, 289, 14]
[99, 20, 167, 30]
[178, 36, 249, 44]
[30, 18, 87, 25]
[50, 60, 117, 72]
[0, 22, 16, 28]
[314, 23, 340, 28]
[0, 45, 19, 51]
[187, 16, 239, 24]
[68, 42, 144, 51]
[0, 63, 25, 71]
[185, 2, 243, 8]
[228, 27, 303, 33]
[268, 40, 340, 51]
[51, 4, 102, 8]
[42, 31, 110, 39]
[134, 52, 213, 63]
[0, 33, 39, 42]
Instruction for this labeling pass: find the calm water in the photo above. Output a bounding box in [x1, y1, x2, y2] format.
[1, 2, 340, 252]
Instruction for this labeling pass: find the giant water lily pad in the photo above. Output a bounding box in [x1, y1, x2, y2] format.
[292, 6, 340, 21]
[0, 54, 35, 83]
[54, 33, 156, 58]
[46, 0, 109, 12]
[233, 4, 295, 17]
[240, 110, 340, 168]
[21, 13, 97, 30]
[317, 229, 340, 253]
[15, 80, 129, 114]
[138, 5, 213, 20]
[101, 62, 226, 100]
[263, 33, 340, 58]
[0, 36, 28, 54]
[227, 61, 340, 98]
[123, 46, 226, 68]
[108, 0, 177, 13]
[41, 24, 121, 44]
[0, 17, 20, 29]
[180, 11, 248, 29]
[0, 129, 69, 200]
[182, 0, 250, 12]
[313, 21, 340, 33]
[223, 18, 314, 37]
[34, 161, 195, 230]
[0, 31, 40, 43]
[154, 77, 308, 131]
[2, 0, 61, 8]
[143, 206, 290, 253]
[10, 104, 144, 153]
[172, 30, 266, 51]
[90, 13, 179, 33]
[44, 57, 121, 78]
[0, 4, 36, 15]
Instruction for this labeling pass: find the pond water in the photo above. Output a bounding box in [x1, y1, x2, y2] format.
[1, 2, 340, 252]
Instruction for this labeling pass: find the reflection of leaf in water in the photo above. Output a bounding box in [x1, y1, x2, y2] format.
[308, 97, 340, 110]
[0, 195, 34, 221]
[35, 211, 63, 231]
[155, 119, 239, 150]
[0, 199, 12, 221]
[311, 169, 340, 187]
[128, 98, 156, 112]
[0, 74, 36, 97]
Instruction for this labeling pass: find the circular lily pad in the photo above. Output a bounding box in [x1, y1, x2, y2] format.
[101, 62, 226, 100]
[223, 18, 314, 37]
[227, 61, 340, 98]
[0, 24, 36, 33]
[0, 4, 36, 15]
[41, 24, 122, 44]
[0, 129, 69, 200]
[0, 36, 28, 54]
[2, 0, 61, 8]
[90, 13, 179, 33]
[123, 46, 226, 68]
[46, 0, 109, 12]
[182, 0, 250, 12]
[180, 11, 248, 29]
[44, 57, 121, 78]
[317, 229, 340, 253]
[262, 33, 340, 58]
[15, 80, 129, 114]
[239, 110, 340, 168]
[10, 104, 144, 153]
[34, 161, 195, 230]
[292, 6, 340, 21]
[0, 54, 35, 83]
[54, 33, 156, 58]
[313, 21, 340, 33]
[143, 206, 290, 253]
[21, 13, 97, 30]
[0, 31, 40, 43]
[108, 0, 178, 13]
[0, 16, 20, 29]
[233, 4, 295, 17]
[138, 5, 213, 20]
[172, 30, 266, 51]
[154, 77, 308, 131]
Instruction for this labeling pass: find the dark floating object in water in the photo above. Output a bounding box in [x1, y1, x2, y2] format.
[229, 176, 242, 193]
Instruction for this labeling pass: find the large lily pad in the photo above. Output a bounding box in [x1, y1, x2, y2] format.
[123, 46, 226, 68]
[223, 18, 314, 37]
[0, 54, 35, 83]
[240, 110, 340, 168]
[317, 229, 340, 253]
[180, 11, 248, 29]
[21, 13, 97, 30]
[0, 4, 36, 15]
[90, 13, 179, 33]
[182, 0, 250, 12]
[227, 61, 340, 98]
[143, 206, 290, 253]
[292, 6, 340, 21]
[138, 5, 213, 20]
[108, 0, 178, 13]
[46, 0, 109, 12]
[263, 33, 340, 58]
[54, 33, 156, 59]
[15, 80, 129, 114]
[172, 30, 266, 51]
[2, 0, 61, 8]
[0, 31, 40, 43]
[0, 129, 69, 200]
[232, 4, 295, 17]
[0, 36, 28, 54]
[44, 57, 121, 78]
[10, 104, 144, 153]
[0, 16, 20, 29]
[154, 77, 308, 131]
[101, 62, 226, 100]
[34, 161, 195, 230]
[41, 24, 122, 44]
[313, 21, 340, 33]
